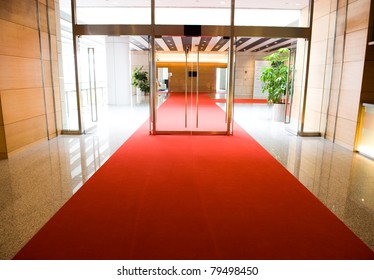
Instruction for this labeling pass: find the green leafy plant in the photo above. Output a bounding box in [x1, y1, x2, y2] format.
[260, 48, 289, 104]
[131, 66, 150, 94]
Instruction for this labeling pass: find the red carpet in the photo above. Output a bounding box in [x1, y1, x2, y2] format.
[156, 93, 227, 132]
[14, 94, 374, 260]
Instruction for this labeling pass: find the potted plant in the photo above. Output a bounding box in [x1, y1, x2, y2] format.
[131, 66, 150, 95]
[260, 48, 290, 121]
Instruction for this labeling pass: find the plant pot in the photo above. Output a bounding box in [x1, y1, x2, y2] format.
[136, 88, 144, 96]
[272, 103, 286, 122]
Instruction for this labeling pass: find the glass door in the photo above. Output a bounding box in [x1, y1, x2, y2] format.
[285, 47, 297, 124]
[154, 36, 231, 135]
[76, 36, 107, 133]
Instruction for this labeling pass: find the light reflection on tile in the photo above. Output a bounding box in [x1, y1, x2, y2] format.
[233, 103, 374, 252]
[0, 98, 373, 259]
[0, 97, 150, 259]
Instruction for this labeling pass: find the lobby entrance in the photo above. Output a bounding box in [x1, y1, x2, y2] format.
[61, 0, 314, 137]
[154, 36, 232, 135]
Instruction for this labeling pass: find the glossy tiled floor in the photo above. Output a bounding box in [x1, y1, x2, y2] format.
[0, 97, 373, 259]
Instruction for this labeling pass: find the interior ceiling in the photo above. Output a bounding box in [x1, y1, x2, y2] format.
[129, 36, 297, 53]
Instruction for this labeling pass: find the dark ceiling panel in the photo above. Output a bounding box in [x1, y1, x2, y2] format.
[199, 37, 212, 51]
[141, 35, 163, 51]
[211, 37, 229, 51]
[129, 36, 296, 53]
[235, 37, 251, 48]
[182, 36, 193, 52]
[252, 38, 289, 52]
[267, 41, 297, 53]
[240, 38, 270, 52]
[162, 36, 177, 51]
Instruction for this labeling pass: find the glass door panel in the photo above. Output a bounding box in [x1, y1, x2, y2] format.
[285, 47, 297, 124]
[77, 36, 107, 132]
[59, 0, 79, 132]
[154, 36, 230, 134]
[285, 38, 308, 134]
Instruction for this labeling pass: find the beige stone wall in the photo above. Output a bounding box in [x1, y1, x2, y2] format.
[302, 0, 371, 150]
[234, 52, 265, 99]
[0, 0, 61, 158]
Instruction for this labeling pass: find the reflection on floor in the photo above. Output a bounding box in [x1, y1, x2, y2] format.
[233, 103, 374, 254]
[0, 97, 373, 259]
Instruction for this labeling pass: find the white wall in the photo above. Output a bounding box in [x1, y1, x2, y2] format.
[105, 36, 131, 105]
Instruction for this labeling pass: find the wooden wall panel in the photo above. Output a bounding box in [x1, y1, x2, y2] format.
[361, 60, 374, 103]
[0, 0, 61, 157]
[0, 89, 45, 125]
[336, 7, 347, 37]
[359, 0, 374, 105]
[0, 55, 42, 90]
[156, 62, 226, 93]
[0, 19, 40, 59]
[344, 29, 368, 62]
[0, 96, 3, 125]
[0, 0, 37, 29]
[4, 115, 47, 153]
[54, 86, 61, 112]
[50, 35, 58, 60]
[0, 125, 6, 154]
[41, 32, 51, 60]
[52, 59, 60, 86]
[346, 0, 371, 33]
[42, 60, 53, 87]
[45, 87, 56, 114]
[39, 3, 49, 34]
[48, 6, 56, 35]
[47, 113, 57, 138]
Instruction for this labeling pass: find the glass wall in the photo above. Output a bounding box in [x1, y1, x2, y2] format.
[59, 0, 79, 131]
[155, 0, 230, 25]
[235, 0, 310, 27]
[77, 36, 108, 132]
[287, 38, 307, 134]
[75, 0, 151, 24]
[59, 0, 312, 135]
